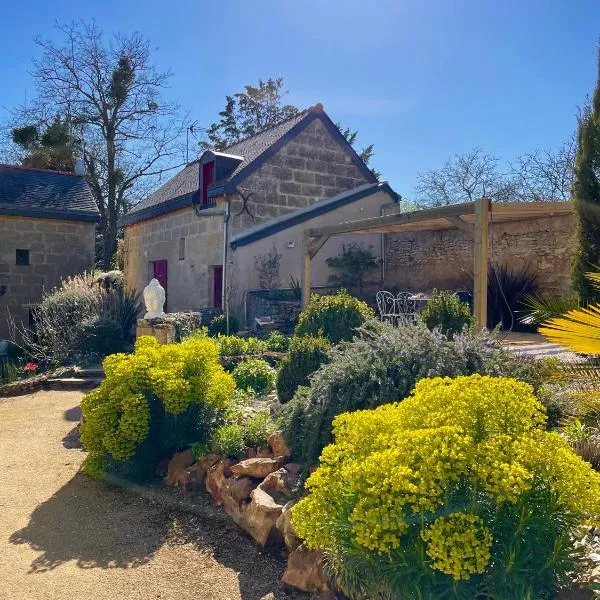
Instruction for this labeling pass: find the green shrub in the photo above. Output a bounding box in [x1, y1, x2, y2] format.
[212, 412, 275, 458]
[420, 289, 473, 336]
[292, 375, 600, 599]
[232, 359, 276, 395]
[217, 335, 268, 357]
[276, 336, 330, 403]
[212, 423, 246, 459]
[243, 412, 275, 448]
[208, 313, 240, 336]
[294, 290, 375, 343]
[19, 271, 141, 366]
[266, 331, 290, 352]
[80, 335, 235, 480]
[280, 319, 551, 466]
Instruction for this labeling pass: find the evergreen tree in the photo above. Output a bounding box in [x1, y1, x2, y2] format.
[12, 116, 77, 172]
[572, 47, 600, 303]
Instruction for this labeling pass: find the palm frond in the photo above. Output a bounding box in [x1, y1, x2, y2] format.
[586, 271, 600, 289]
[519, 293, 580, 326]
[539, 305, 600, 354]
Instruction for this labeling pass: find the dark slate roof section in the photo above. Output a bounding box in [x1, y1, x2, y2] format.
[120, 104, 378, 227]
[230, 182, 397, 250]
[123, 160, 201, 219]
[0, 165, 99, 222]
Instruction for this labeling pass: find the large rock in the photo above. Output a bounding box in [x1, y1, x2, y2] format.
[260, 466, 300, 499]
[276, 501, 301, 551]
[268, 432, 291, 459]
[282, 545, 329, 593]
[231, 457, 284, 479]
[165, 449, 194, 486]
[243, 487, 285, 546]
[172, 463, 206, 493]
[225, 476, 258, 503]
[198, 452, 220, 471]
[205, 458, 234, 506]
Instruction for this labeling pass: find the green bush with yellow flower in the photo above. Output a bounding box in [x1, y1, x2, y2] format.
[80, 335, 234, 480]
[291, 374, 600, 599]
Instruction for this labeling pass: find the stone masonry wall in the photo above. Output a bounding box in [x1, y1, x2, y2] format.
[0, 215, 96, 339]
[384, 213, 575, 297]
[123, 206, 224, 312]
[229, 117, 372, 234]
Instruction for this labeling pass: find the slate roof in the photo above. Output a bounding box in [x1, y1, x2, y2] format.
[0, 165, 99, 222]
[231, 182, 398, 249]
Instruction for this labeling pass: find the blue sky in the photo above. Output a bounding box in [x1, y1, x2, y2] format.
[0, 0, 598, 198]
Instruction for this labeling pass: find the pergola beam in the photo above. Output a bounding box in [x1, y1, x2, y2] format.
[446, 215, 474, 233]
[307, 201, 477, 238]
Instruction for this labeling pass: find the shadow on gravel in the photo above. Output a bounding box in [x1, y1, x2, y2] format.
[63, 406, 81, 422]
[9, 472, 170, 573]
[9, 472, 306, 599]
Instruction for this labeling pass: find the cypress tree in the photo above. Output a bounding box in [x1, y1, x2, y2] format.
[572, 46, 600, 303]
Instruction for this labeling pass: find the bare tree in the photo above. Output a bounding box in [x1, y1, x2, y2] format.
[509, 136, 576, 202]
[414, 147, 509, 206]
[8, 21, 186, 268]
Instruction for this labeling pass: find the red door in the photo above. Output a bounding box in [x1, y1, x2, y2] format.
[152, 260, 168, 312]
[213, 265, 223, 309]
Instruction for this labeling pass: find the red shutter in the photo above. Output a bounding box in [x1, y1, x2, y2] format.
[152, 260, 168, 311]
[202, 161, 215, 207]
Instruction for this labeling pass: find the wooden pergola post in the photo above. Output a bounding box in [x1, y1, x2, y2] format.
[473, 198, 490, 330]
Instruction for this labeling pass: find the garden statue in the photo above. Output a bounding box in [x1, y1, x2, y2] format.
[143, 278, 166, 319]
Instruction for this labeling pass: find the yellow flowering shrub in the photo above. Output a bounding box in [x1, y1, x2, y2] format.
[421, 513, 492, 580]
[292, 375, 600, 599]
[81, 335, 235, 479]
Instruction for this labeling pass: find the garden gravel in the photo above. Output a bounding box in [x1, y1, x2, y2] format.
[0, 390, 309, 600]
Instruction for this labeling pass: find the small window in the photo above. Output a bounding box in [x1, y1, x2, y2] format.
[16, 249, 30, 266]
[178, 237, 186, 261]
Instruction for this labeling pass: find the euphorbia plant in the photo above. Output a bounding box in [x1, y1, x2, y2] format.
[292, 375, 600, 599]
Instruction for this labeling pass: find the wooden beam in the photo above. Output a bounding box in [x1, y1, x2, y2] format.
[489, 201, 572, 217]
[307, 201, 477, 238]
[308, 235, 331, 259]
[301, 233, 312, 308]
[446, 215, 474, 234]
[473, 198, 490, 330]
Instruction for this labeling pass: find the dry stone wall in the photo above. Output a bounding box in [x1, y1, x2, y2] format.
[384, 213, 575, 297]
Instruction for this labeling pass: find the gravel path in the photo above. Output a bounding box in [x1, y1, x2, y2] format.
[0, 390, 308, 600]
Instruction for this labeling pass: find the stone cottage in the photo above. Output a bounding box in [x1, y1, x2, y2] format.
[0, 165, 99, 340]
[120, 104, 399, 321]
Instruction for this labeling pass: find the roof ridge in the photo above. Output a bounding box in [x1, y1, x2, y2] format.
[219, 104, 319, 152]
[0, 164, 81, 177]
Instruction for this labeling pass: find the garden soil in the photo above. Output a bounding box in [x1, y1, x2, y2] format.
[0, 391, 308, 600]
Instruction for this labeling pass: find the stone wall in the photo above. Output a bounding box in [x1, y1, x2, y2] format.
[229, 117, 372, 234]
[123, 206, 224, 312]
[0, 215, 96, 339]
[384, 213, 575, 296]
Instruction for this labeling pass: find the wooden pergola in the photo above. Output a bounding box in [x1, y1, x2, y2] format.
[302, 198, 573, 328]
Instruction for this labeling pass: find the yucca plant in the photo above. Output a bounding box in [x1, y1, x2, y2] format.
[464, 263, 539, 330]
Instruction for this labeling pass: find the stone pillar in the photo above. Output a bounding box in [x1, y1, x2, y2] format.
[136, 318, 176, 345]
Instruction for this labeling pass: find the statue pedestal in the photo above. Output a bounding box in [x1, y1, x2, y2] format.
[136, 318, 176, 345]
